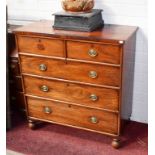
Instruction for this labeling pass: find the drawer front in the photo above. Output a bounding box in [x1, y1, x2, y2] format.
[17, 36, 64, 57]
[67, 41, 121, 64]
[27, 97, 118, 134]
[20, 55, 120, 87]
[23, 76, 119, 111]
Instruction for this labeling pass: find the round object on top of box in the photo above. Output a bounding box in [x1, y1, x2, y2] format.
[61, 0, 94, 13]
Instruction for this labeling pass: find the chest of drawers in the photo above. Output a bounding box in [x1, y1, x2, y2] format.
[14, 20, 137, 148]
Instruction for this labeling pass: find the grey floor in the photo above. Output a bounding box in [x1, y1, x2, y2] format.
[6, 150, 24, 155]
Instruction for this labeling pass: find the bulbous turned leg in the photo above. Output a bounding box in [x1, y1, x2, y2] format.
[111, 138, 121, 149]
[28, 120, 36, 130]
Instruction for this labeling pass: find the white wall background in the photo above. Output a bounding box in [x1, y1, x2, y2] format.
[7, 0, 148, 123]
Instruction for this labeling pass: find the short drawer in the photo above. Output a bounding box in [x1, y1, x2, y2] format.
[27, 97, 118, 134]
[23, 76, 119, 111]
[20, 55, 121, 87]
[67, 41, 121, 64]
[17, 36, 64, 57]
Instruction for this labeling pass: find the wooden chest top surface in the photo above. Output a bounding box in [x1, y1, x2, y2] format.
[13, 20, 138, 43]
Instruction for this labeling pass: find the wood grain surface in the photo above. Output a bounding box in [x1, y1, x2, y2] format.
[67, 41, 121, 64]
[13, 20, 138, 44]
[27, 97, 118, 134]
[17, 35, 64, 57]
[23, 75, 119, 111]
[20, 55, 121, 87]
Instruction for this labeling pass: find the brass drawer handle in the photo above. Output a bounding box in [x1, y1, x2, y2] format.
[89, 71, 98, 79]
[39, 64, 47, 71]
[41, 85, 49, 92]
[88, 49, 98, 57]
[43, 107, 52, 114]
[89, 94, 98, 101]
[90, 116, 98, 124]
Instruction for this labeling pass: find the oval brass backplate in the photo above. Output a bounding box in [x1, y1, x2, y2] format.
[89, 94, 98, 101]
[88, 71, 98, 78]
[39, 64, 47, 71]
[44, 107, 52, 114]
[90, 116, 98, 124]
[41, 85, 49, 92]
[88, 49, 98, 57]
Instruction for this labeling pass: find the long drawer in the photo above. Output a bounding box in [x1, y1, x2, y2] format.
[67, 41, 121, 64]
[17, 36, 64, 57]
[27, 97, 118, 134]
[20, 55, 121, 87]
[23, 75, 119, 111]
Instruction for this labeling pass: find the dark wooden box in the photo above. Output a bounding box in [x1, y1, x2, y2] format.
[53, 9, 104, 32]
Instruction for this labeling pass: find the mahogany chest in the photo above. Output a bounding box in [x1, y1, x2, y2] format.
[14, 20, 137, 148]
